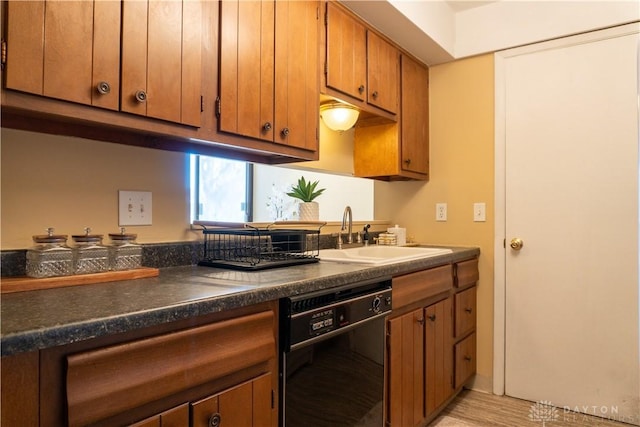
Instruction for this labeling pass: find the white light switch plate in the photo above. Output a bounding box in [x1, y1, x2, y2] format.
[119, 191, 152, 226]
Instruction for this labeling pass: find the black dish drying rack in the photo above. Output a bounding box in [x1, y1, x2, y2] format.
[197, 223, 325, 271]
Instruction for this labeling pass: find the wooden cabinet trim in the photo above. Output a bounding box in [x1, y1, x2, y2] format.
[392, 265, 453, 309]
[66, 310, 275, 427]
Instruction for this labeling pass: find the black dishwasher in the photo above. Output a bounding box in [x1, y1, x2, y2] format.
[280, 278, 392, 427]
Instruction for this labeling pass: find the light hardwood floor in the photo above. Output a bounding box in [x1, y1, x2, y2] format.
[429, 389, 635, 427]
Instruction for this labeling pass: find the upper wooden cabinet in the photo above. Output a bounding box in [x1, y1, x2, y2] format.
[4, 0, 202, 127]
[5, 1, 121, 110]
[366, 31, 400, 114]
[354, 54, 429, 180]
[325, 2, 366, 102]
[400, 54, 429, 176]
[219, 0, 319, 152]
[121, 1, 202, 126]
[324, 2, 399, 116]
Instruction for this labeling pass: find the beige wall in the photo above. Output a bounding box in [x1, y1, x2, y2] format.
[374, 53, 495, 392]
[1, 129, 200, 249]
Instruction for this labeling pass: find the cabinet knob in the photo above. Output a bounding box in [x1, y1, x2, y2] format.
[358, 84, 365, 94]
[417, 317, 425, 325]
[262, 122, 272, 132]
[372, 90, 379, 99]
[209, 413, 221, 427]
[465, 308, 473, 314]
[96, 81, 111, 95]
[404, 158, 411, 165]
[135, 90, 147, 103]
[464, 356, 472, 362]
[427, 314, 436, 322]
[281, 127, 290, 137]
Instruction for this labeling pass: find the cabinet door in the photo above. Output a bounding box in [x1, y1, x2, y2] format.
[121, 0, 202, 126]
[191, 374, 273, 427]
[219, 0, 275, 141]
[401, 55, 429, 176]
[388, 309, 424, 427]
[274, 1, 319, 151]
[5, 0, 120, 110]
[367, 31, 399, 114]
[129, 403, 189, 427]
[325, 2, 367, 101]
[424, 298, 454, 416]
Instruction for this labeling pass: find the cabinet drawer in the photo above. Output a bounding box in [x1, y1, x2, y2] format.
[393, 265, 453, 308]
[454, 287, 476, 338]
[66, 310, 275, 427]
[454, 333, 476, 389]
[455, 258, 479, 288]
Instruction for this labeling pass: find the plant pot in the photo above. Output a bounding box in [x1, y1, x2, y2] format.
[298, 202, 319, 221]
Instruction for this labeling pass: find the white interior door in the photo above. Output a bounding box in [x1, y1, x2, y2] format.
[499, 24, 639, 423]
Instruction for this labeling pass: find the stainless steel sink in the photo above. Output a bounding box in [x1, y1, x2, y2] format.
[317, 246, 452, 265]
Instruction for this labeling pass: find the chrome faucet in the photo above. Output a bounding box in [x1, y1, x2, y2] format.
[341, 206, 353, 245]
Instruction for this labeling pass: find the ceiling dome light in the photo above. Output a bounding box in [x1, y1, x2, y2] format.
[320, 103, 360, 132]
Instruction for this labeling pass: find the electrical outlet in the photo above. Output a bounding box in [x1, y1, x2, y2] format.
[436, 203, 447, 221]
[473, 202, 486, 222]
[119, 191, 152, 226]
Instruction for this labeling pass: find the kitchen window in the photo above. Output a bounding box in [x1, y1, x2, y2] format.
[191, 155, 375, 223]
[190, 155, 253, 222]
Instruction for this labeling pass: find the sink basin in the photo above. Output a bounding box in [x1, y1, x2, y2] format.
[318, 246, 452, 265]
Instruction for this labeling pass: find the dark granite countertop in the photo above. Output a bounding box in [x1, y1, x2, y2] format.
[0, 246, 479, 357]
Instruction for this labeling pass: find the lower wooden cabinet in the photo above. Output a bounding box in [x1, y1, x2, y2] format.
[0, 302, 279, 427]
[388, 308, 425, 427]
[425, 297, 454, 416]
[387, 258, 478, 426]
[129, 404, 190, 427]
[192, 374, 272, 427]
[455, 333, 477, 389]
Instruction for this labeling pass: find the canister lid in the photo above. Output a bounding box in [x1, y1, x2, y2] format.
[32, 227, 67, 244]
[71, 227, 103, 243]
[109, 227, 137, 241]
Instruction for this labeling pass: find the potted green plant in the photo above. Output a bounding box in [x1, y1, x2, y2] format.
[286, 176, 325, 221]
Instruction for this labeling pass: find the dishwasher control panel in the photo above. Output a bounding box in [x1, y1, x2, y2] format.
[281, 278, 392, 351]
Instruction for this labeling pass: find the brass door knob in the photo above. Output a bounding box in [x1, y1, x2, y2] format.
[510, 238, 524, 251]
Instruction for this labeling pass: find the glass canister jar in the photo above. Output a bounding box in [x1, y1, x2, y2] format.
[26, 228, 73, 278]
[71, 227, 109, 274]
[108, 228, 142, 271]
